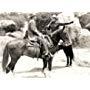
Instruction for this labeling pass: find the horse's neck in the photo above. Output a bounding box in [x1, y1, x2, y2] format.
[49, 33, 61, 55]
[51, 33, 60, 46]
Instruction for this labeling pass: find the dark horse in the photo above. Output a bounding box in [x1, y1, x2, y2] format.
[44, 20, 74, 70]
[2, 21, 74, 74]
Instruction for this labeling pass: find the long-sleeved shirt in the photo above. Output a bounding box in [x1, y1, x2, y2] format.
[28, 19, 42, 37]
[47, 20, 73, 46]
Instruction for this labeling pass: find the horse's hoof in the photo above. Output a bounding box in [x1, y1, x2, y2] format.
[6, 69, 10, 74]
[48, 67, 52, 71]
[66, 64, 72, 67]
[66, 65, 70, 67]
[41, 69, 46, 77]
[49, 69, 51, 71]
[70, 64, 72, 66]
[69, 65, 72, 67]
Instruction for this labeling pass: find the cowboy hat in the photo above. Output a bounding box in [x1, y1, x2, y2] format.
[51, 15, 58, 20]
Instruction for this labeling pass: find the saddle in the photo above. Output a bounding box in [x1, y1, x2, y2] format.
[25, 38, 40, 48]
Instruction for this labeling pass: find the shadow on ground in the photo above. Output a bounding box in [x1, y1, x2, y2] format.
[15, 67, 42, 74]
[16, 65, 67, 74]
[52, 66, 66, 70]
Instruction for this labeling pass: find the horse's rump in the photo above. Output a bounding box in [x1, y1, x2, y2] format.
[7, 39, 26, 52]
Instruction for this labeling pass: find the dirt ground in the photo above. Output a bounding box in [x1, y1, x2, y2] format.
[0, 48, 90, 79]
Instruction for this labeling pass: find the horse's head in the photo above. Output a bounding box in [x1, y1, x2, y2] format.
[44, 35, 53, 48]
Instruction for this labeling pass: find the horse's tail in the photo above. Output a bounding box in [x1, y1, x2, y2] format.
[2, 44, 9, 71]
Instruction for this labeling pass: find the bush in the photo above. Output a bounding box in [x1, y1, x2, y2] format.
[3, 24, 17, 33]
[0, 12, 27, 35]
[7, 12, 26, 28]
[0, 12, 26, 28]
[36, 12, 52, 32]
[79, 13, 90, 29]
[65, 26, 80, 47]
[79, 35, 90, 48]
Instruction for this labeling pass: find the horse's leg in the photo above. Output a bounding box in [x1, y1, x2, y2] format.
[6, 66, 10, 74]
[11, 57, 20, 72]
[63, 46, 71, 67]
[69, 45, 74, 66]
[42, 59, 47, 71]
[70, 57, 72, 66]
[62, 48, 69, 67]
[6, 57, 20, 73]
[48, 57, 52, 71]
[66, 56, 70, 67]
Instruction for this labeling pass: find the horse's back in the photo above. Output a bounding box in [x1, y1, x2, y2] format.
[8, 39, 25, 48]
[6, 39, 26, 56]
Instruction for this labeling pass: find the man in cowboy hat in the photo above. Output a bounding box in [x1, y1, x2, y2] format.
[46, 14, 73, 47]
[24, 14, 50, 56]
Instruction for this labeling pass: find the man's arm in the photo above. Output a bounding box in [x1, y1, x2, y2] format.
[50, 21, 73, 37]
[50, 26, 65, 37]
[57, 21, 74, 26]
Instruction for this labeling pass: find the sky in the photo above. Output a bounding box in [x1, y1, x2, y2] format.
[0, 0, 90, 13]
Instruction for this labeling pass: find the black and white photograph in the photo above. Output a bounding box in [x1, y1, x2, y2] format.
[0, 0, 90, 90]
